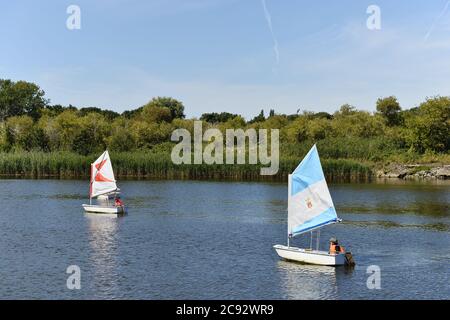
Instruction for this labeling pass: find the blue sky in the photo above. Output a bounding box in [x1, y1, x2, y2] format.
[1, 0, 450, 118]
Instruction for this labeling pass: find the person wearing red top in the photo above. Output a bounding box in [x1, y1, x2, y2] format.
[114, 196, 124, 207]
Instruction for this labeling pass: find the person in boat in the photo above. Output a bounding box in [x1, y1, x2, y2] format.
[114, 196, 124, 207]
[329, 237, 345, 254]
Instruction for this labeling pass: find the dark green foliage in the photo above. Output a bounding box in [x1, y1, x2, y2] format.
[108, 127, 136, 152]
[312, 112, 333, 120]
[72, 129, 98, 156]
[248, 109, 265, 123]
[405, 96, 450, 153]
[142, 97, 185, 120]
[41, 104, 72, 117]
[376, 96, 402, 126]
[122, 107, 143, 119]
[0, 79, 48, 121]
[337, 104, 356, 116]
[78, 107, 119, 120]
[200, 112, 239, 123]
[23, 127, 50, 151]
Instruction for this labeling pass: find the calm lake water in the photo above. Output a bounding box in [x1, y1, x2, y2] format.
[0, 179, 449, 300]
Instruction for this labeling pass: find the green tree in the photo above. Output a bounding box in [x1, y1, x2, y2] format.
[141, 105, 172, 123]
[312, 112, 333, 120]
[262, 114, 288, 130]
[405, 96, 450, 152]
[308, 118, 332, 140]
[248, 109, 265, 123]
[78, 107, 119, 120]
[23, 126, 49, 151]
[336, 104, 357, 116]
[376, 96, 402, 126]
[285, 116, 309, 143]
[73, 113, 109, 155]
[0, 122, 7, 151]
[121, 107, 143, 119]
[142, 97, 185, 121]
[0, 79, 48, 121]
[37, 114, 60, 151]
[200, 112, 239, 123]
[5, 115, 34, 150]
[222, 116, 246, 129]
[171, 118, 195, 137]
[107, 118, 137, 152]
[332, 110, 384, 138]
[53, 110, 82, 150]
[133, 121, 172, 149]
[7, 120, 49, 151]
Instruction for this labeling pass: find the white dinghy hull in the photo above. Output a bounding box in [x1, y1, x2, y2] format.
[273, 244, 346, 266]
[82, 204, 125, 214]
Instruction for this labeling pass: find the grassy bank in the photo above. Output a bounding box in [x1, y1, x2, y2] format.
[0, 151, 372, 182]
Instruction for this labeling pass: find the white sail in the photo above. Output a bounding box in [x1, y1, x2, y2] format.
[288, 145, 340, 237]
[90, 151, 117, 198]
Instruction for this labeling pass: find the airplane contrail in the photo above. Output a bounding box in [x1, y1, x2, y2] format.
[261, 0, 279, 66]
[424, 0, 450, 41]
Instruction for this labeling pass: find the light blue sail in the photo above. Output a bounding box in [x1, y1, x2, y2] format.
[291, 144, 325, 196]
[288, 145, 339, 237]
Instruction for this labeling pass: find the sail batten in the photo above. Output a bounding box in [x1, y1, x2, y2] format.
[288, 145, 339, 237]
[90, 151, 117, 198]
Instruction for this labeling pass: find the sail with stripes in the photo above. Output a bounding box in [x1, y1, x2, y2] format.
[90, 150, 117, 198]
[288, 145, 340, 237]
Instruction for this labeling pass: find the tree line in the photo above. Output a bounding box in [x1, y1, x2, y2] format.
[0, 79, 448, 162]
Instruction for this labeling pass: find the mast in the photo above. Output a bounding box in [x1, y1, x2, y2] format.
[316, 229, 320, 251]
[89, 163, 93, 205]
[287, 174, 291, 247]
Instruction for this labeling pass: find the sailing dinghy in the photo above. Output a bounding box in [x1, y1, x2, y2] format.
[82, 150, 125, 214]
[274, 145, 354, 266]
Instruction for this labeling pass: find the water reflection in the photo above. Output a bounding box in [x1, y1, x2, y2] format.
[277, 260, 342, 299]
[85, 214, 120, 298]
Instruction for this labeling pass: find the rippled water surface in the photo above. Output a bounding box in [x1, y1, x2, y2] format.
[0, 179, 449, 299]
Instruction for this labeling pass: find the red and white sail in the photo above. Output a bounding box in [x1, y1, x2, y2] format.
[90, 151, 117, 198]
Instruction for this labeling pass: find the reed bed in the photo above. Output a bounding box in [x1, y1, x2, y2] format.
[0, 151, 373, 182]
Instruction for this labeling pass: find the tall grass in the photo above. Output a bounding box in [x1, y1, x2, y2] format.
[0, 151, 373, 182]
[281, 137, 402, 162]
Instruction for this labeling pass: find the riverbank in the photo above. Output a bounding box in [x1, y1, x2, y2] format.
[376, 163, 450, 180]
[1, 151, 449, 181]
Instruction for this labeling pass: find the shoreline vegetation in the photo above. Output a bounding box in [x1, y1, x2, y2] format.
[0, 151, 449, 181]
[0, 78, 449, 181]
[0, 151, 372, 181]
